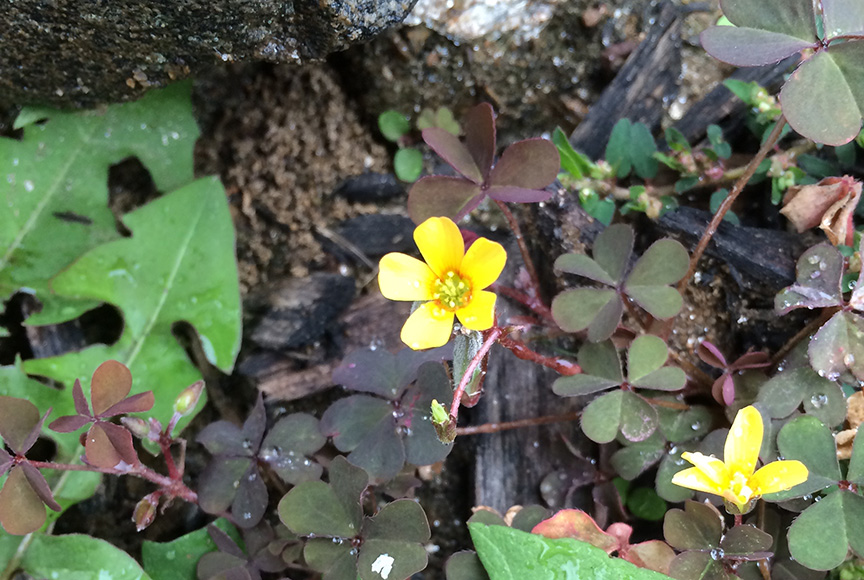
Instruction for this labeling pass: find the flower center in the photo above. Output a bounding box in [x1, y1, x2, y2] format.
[727, 471, 754, 505]
[433, 270, 472, 312]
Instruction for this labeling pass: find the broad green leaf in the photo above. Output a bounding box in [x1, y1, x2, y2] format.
[581, 391, 657, 444]
[469, 523, 674, 580]
[23, 177, 241, 432]
[626, 487, 667, 521]
[553, 127, 594, 180]
[787, 490, 864, 570]
[720, 524, 772, 556]
[445, 551, 489, 580]
[551, 288, 621, 342]
[378, 111, 411, 142]
[757, 367, 846, 427]
[606, 120, 634, 178]
[394, 148, 423, 182]
[657, 405, 712, 443]
[554, 254, 615, 286]
[358, 539, 428, 580]
[848, 425, 864, 484]
[719, 0, 818, 39]
[626, 240, 689, 287]
[593, 224, 634, 285]
[767, 415, 840, 500]
[781, 49, 863, 146]
[364, 499, 430, 542]
[701, 27, 816, 67]
[628, 335, 670, 383]
[142, 519, 239, 580]
[0, 83, 198, 312]
[278, 480, 361, 538]
[21, 533, 151, 580]
[655, 450, 695, 502]
[822, 0, 864, 39]
[629, 122, 659, 179]
[611, 436, 665, 480]
[304, 539, 357, 579]
[553, 340, 623, 397]
[808, 311, 864, 383]
[663, 500, 722, 551]
[775, 244, 844, 313]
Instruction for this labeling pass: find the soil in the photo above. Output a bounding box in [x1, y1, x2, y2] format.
[5, 0, 810, 577]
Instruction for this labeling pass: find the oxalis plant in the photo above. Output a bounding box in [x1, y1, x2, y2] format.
[2, 1, 864, 579]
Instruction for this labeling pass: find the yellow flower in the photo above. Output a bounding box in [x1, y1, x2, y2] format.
[671, 406, 809, 514]
[378, 217, 506, 350]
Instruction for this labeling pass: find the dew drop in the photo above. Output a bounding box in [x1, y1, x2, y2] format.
[809, 393, 828, 409]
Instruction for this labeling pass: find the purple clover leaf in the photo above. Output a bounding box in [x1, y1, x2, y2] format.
[697, 341, 770, 406]
[48, 360, 153, 469]
[322, 348, 454, 482]
[197, 394, 325, 528]
[0, 396, 61, 534]
[407, 103, 560, 223]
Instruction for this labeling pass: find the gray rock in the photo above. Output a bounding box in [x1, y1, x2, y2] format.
[2, 0, 417, 107]
[248, 273, 356, 350]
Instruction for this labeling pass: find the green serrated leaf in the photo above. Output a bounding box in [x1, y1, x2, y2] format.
[0, 83, 198, 312]
[21, 534, 152, 580]
[22, 177, 241, 433]
[469, 523, 674, 580]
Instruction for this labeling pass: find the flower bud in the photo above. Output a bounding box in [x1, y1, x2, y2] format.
[173, 380, 205, 417]
[430, 400, 456, 444]
[121, 417, 149, 440]
[133, 492, 160, 531]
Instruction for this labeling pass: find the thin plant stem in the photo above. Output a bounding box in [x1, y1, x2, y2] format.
[667, 116, 788, 340]
[498, 335, 581, 375]
[642, 397, 690, 411]
[493, 284, 555, 323]
[494, 200, 544, 303]
[455, 411, 583, 436]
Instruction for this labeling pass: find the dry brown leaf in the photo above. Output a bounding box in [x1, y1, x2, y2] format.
[781, 176, 861, 246]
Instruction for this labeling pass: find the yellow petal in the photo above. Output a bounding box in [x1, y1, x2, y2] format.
[414, 217, 464, 278]
[378, 253, 437, 301]
[455, 290, 497, 330]
[725, 406, 763, 478]
[400, 302, 455, 350]
[671, 466, 726, 495]
[750, 460, 809, 495]
[680, 452, 731, 487]
[460, 237, 507, 290]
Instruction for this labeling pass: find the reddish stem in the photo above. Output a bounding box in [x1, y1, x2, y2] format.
[664, 117, 787, 340]
[498, 335, 581, 375]
[30, 459, 197, 503]
[494, 199, 546, 305]
[493, 284, 555, 324]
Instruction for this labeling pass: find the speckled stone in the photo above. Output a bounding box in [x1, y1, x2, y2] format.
[1, 0, 417, 107]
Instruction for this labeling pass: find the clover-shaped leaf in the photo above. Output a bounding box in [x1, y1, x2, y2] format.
[0, 396, 61, 535]
[698, 342, 770, 406]
[767, 415, 841, 501]
[663, 500, 723, 552]
[775, 244, 844, 314]
[610, 434, 666, 481]
[278, 457, 431, 580]
[554, 336, 684, 398]
[702, 0, 864, 145]
[756, 367, 846, 427]
[323, 356, 453, 481]
[552, 225, 688, 342]
[808, 311, 864, 383]
[787, 490, 864, 570]
[48, 360, 152, 469]
[580, 390, 658, 444]
[407, 103, 560, 223]
[197, 395, 324, 528]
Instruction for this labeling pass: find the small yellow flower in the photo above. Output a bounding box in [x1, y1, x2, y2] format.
[671, 406, 809, 514]
[378, 217, 506, 350]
